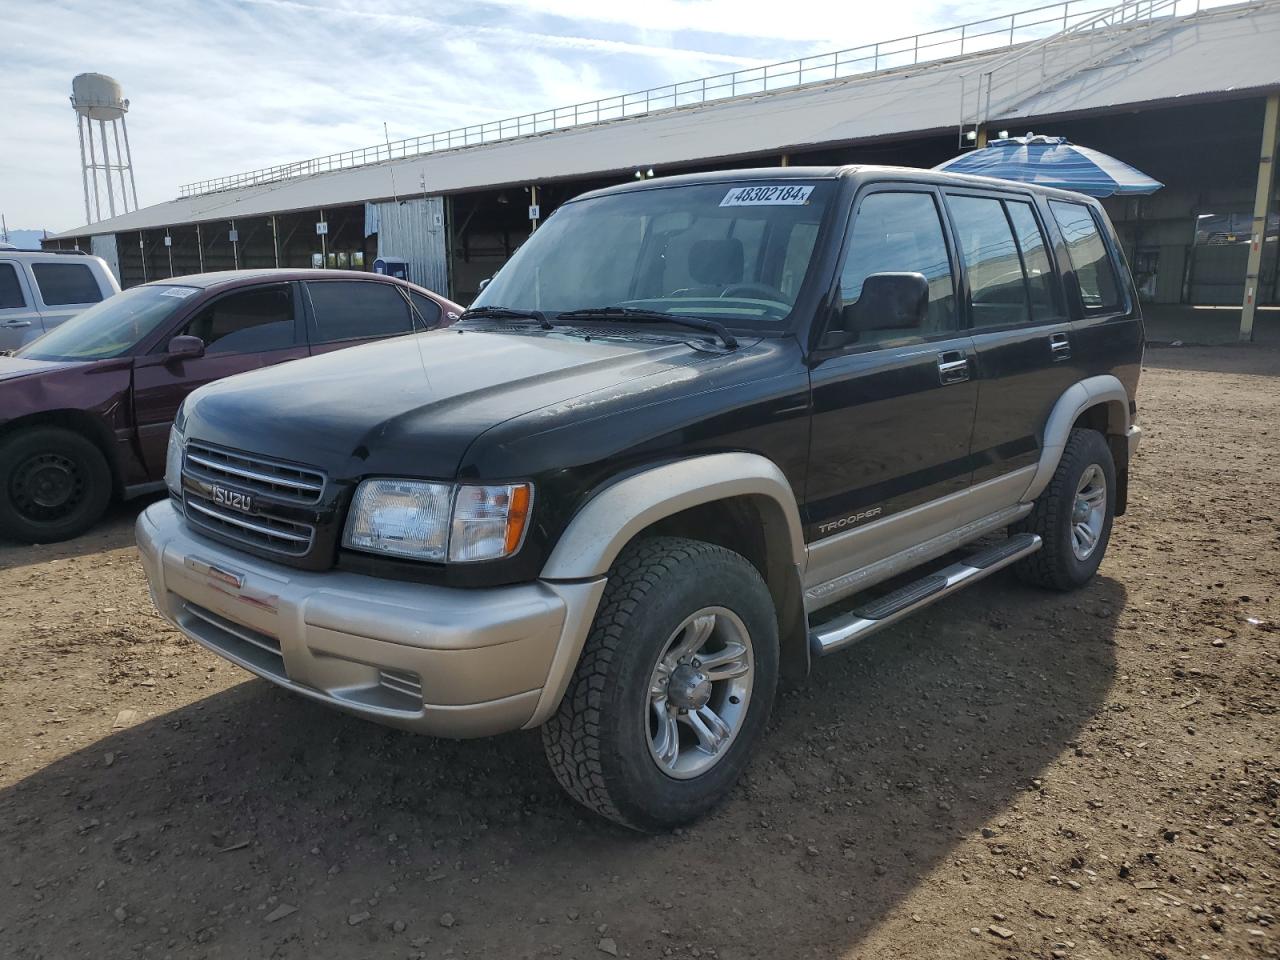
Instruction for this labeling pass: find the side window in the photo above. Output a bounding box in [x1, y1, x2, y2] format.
[0, 264, 26, 309]
[30, 263, 104, 306]
[1005, 201, 1059, 322]
[839, 191, 957, 343]
[180, 285, 295, 355]
[1049, 200, 1122, 312]
[307, 280, 414, 343]
[947, 195, 1029, 328]
[409, 291, 442, 328]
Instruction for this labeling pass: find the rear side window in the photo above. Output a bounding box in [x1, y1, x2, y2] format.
[180, 285, 296, 354]
[1049, 201, 1122, 312]
[409, 291, 442, 328]
[1005, 201, 1059, 322]
[307, 281, 414, 343]
[31, 262, 103, 306]
[948, 195, 1028, 328]
[839, 191, 957, 343]
[0, 264, 25, 308]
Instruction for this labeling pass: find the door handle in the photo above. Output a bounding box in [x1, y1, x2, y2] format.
[1049, 332, 1071, 361]
[937, 351, 970, 385]
[1, 320, 32, 328]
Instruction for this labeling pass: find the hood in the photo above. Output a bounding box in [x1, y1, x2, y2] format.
[183, 327, 728, 480]
[0, 355, 84, 383]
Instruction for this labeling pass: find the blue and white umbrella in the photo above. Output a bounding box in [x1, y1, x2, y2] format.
[935, 134, 1162, 198]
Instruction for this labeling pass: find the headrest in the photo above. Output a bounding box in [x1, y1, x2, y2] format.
[688, 237, 744, 286]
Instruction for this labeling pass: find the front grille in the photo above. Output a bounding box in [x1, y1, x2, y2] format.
[180, 442, 325, 559]
[184, 441, 324, 503]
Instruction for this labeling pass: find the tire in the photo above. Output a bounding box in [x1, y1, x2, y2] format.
[542, 536, 779, 832]
[0, 427, 113, 544]
[1013, 427, 1116, 591]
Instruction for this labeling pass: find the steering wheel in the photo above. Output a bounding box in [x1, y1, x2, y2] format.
[719, 282, 788, 303]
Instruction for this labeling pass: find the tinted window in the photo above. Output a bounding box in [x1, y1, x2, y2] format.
[409, 291, 442, 328]
[1005, 201, 1059, 322]
[839, 191, 956, 343]
[181, 285, 295, 354]
[307, 281, 414, 343]
[948, 195, 1028, 328]
[1049, 200, 1122, 311]
[0, 264, 25, 309]
[31, 262, 103, 305]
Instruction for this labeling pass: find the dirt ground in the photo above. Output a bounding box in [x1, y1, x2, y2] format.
[1, 344, 1277, 960]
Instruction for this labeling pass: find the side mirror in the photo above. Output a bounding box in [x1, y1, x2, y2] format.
[477, 277, 492, 294]
[167, 335, 205, 359]
[845, 272, 929, 335]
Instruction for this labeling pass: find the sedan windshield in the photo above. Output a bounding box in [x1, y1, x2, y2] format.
[471, 180, 835, 331]
[18, 285, 197, 361]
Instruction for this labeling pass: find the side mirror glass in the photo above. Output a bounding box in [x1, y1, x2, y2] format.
[167, 335, 205, 359]
[848, 272, 929, 334]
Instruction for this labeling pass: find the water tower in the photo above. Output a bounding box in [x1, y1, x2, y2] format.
[71, 73, 139, 223]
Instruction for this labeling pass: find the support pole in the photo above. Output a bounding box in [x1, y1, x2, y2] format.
[231, 219, 240, 270]
[111, 121, 130, 214]
[166, 228, 174, 277]
[976, 126, 989, 148]
[120, 115, 140, 210]
[99, 119, 117, 218]
[780, 153, 790, 167]
[529, 184, 539, 234]
[1241, 93, 1279, 343]
[196, 223, 204, 272]
[320, 209, 327, 265]
[76, 115, 92, 225]
[271, 215, 280, 267]
[86, 119, 102, 221]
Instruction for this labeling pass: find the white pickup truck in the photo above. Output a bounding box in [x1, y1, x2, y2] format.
[0, 250, 120, 352]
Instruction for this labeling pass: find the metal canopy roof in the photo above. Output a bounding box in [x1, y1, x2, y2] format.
[51, 0, 1280, 240]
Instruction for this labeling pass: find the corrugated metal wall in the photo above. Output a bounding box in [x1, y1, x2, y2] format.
[369, 197, 448, 296]
[90, 234, 121, 284]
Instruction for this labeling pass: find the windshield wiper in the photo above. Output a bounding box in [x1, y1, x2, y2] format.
[459, 305, 553, 329]
[554, 307, 738, 349]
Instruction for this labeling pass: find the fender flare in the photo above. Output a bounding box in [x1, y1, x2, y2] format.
[525, 453, 808, 728]
[540, 452, 806, 579]
[1022, 374, 1130, 503]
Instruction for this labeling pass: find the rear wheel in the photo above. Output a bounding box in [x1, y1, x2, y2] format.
[1013, 427, 1116, 591]
[0, 427, 113, 544]
[541, 536, 778, 832]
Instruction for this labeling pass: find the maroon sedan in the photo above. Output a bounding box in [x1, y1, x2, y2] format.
[0, 269, 461, 543]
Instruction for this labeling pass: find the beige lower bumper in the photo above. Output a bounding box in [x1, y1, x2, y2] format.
[136, 501, 604, 738]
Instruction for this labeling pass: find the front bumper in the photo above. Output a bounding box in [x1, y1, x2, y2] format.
[136, 500, 605, 737]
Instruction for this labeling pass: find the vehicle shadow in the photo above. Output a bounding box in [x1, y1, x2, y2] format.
[0, 573, 1123, 959]
[1143, 342, 1280, 378]
[0, 493, 161, 572]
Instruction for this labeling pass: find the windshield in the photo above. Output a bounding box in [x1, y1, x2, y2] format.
[471, 180, 835, 331]
[18, 285, 198, 361]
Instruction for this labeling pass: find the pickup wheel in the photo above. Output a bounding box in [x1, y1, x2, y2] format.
[1013, 427, 1116, 591]
[542, 536, 778, 832]
[0, 427, 113, 544]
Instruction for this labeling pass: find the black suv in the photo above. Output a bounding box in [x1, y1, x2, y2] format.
[137, 166, 1143, 831]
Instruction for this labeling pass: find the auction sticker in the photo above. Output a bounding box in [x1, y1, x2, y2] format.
[160, 286, 200, 299]
[720, 184, 814, 206]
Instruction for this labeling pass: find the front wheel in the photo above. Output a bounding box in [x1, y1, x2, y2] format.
[0, 427, 113, 544]
[1013, 427, 1116, 591]
[541, 537, 779, 832]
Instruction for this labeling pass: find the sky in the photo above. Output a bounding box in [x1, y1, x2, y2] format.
[1, 0, 1029, 233]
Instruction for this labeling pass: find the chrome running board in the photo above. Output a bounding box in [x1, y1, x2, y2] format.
[809, 533, 1042, 657]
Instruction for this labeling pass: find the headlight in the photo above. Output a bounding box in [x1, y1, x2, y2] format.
[343, 479, 532, 563]
[164, 425, 185, 498]
[344, 479, 453, 561]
